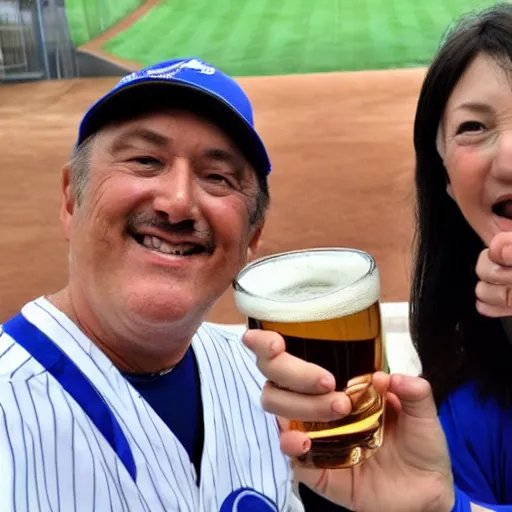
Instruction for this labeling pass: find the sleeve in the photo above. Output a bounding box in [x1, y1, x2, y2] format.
[0, 402, 15, 511]
[455, 486, 512, 511]
[438, 383, 506, 505]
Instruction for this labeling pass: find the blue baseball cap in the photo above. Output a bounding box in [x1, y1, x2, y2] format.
[77, 58, 271, 176]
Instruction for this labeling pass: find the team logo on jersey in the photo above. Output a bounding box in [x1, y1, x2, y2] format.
[220, 488, 278, 511]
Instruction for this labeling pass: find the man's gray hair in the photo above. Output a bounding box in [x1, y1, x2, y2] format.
[69, 134, 95, 205]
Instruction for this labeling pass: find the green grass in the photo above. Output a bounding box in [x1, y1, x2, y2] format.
[97, 0, 507, 75]
[65, 0, 144, 46]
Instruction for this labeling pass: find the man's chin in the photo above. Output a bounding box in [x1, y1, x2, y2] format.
[122, 288, 202, 327]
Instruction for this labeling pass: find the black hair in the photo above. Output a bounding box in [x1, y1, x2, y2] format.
[411, 2, 512, 406]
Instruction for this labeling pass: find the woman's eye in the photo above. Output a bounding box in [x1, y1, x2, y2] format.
[456, 121, 485, 134]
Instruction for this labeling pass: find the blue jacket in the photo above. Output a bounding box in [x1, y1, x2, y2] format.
[439, 381, 512, 509]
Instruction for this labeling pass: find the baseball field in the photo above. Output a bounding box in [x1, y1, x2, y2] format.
[65, 0, 501, 75]
[64, 0, 143, 47]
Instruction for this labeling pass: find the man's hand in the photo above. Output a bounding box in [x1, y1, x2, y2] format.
[244, 329, 455, 512]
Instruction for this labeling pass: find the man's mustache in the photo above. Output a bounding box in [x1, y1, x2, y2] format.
[127, 212, 214, 252]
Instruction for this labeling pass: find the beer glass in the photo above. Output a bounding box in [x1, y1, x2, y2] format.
[233, 248, 387, 469]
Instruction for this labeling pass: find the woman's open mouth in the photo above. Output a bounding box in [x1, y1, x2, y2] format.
[492, 199, 512, 220]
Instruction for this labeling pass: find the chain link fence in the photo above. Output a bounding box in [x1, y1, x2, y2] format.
[0, 0, 77, 82]
[0, 0, 32, 79]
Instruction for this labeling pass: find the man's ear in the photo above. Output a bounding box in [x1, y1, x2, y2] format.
[60, 165, 75, 241]
[246, 219, 265, 262]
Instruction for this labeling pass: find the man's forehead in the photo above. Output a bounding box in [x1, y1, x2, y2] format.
[90, 112, 253, 172]
[102, 109, 241, 150]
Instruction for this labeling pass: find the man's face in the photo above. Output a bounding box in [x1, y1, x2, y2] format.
[60, 109, 264, 331]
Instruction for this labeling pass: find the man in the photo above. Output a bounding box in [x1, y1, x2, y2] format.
[1, 56, 461, 512]
[0, 57, 307, 511]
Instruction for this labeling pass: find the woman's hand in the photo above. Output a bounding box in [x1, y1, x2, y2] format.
[476, 231, 512, 318]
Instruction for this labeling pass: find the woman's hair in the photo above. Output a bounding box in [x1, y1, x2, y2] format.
[411, 3, 512, 405]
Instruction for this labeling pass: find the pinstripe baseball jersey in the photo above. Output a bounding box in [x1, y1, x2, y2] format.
[0, 297, 303, 511]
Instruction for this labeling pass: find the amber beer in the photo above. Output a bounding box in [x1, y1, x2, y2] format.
[233, 248, 386, 469]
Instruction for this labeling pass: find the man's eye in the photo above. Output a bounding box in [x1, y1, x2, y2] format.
[207, 173, 232, 185]
[208, 173, 226, 181]
[132, 157, 160, 166]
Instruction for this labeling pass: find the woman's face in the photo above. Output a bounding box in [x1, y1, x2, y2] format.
[440, 52, 512, 246]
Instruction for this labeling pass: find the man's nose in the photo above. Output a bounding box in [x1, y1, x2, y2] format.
[151, 158, 199, 224]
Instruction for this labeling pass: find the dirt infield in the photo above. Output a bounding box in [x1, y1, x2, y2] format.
[0, 68, 425, 324]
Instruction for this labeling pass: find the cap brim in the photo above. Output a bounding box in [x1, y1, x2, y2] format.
[78, 78, 270, 176]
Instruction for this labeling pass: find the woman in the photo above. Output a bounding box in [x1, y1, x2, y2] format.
[245, 3, 512, 511]
[412, 2, 512, 506]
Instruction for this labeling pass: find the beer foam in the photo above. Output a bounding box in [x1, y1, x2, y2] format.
[234, 249, 380, 322]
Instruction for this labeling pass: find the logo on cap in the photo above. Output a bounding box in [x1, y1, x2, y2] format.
[119, 59, 216, 86]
